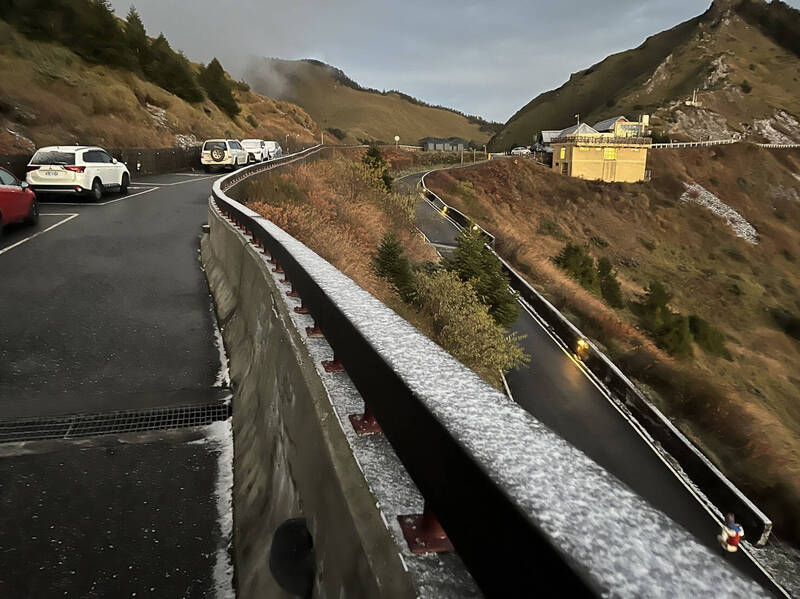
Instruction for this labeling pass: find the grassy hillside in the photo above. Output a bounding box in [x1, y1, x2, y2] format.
[490, 0, 800, 150]
[0, 19, 319, 154]
[425, 145, 800, 544]
[244, 58, 497, 146]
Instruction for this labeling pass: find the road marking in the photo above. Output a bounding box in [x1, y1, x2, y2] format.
[135, 175, 217, 186]
[0, 213, 78, 256]
[43, 187, 157, 206]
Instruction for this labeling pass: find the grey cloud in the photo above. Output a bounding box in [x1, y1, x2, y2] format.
[108, 0, 800, 122]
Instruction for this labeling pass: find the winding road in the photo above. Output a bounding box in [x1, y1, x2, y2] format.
[397, 170, 785, 597]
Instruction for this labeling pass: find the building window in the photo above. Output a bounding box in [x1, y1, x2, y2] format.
[560, 147, 566, 160]
[603, 147, 617, 160]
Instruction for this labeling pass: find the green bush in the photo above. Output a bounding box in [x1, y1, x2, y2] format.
[554, 243, 599, 293]
[537, 217, 566, 240]
[245, 114, 258, 128]
[444, 229, 519, 327]
[362, 145, 392, 191]
[597, 258, 624, 308]
[634, 282, 694, 358]
[199, 57, 240, 116]
[372, 232, 416, 303]
[590, 236, 609, 248]
[326, 127, 346, 140]
[689, 315, 729, 357]
[771, 308, 800, 341]
[415, 270, 528, 381]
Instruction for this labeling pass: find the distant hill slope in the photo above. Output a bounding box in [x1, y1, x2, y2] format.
[489, 0, 800, 150]
[244, 58, 498, 146]
[0, 20, 318, 154]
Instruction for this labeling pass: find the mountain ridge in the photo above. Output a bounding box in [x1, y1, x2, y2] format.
[489, 0, 800, 150]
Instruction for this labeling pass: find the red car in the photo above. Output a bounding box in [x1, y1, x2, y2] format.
[0, 166, 38, 240]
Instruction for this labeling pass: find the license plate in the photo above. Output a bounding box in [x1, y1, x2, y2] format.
[43, 171, 60, 177]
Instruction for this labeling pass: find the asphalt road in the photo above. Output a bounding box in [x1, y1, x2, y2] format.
[397, 172, 781, 595]
[0, 174, 226, 419]
[0, 173, 233, 598]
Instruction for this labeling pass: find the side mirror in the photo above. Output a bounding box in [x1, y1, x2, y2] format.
[20, 181, 29, 189]
[112, 158, 119, 164]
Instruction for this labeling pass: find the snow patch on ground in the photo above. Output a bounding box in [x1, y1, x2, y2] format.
[146, 103, 169, 129]
[704, 55, 730, 89]
[669, 108, 735, 141]
[211, 312, 230, 388]
[175, 133, 198, 149]
[192, 420, 235, 599]
[681, 182, 759, 244]
[746, 537, 800, 598]
[750, 111, 800, 144]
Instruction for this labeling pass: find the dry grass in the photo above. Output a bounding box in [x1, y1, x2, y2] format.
[0, 20, 319, 153]
[426, 145, 800, 544]
[245, 58, 493, 146]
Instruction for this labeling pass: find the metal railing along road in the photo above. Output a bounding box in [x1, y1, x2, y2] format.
[209, 148, 778, 598]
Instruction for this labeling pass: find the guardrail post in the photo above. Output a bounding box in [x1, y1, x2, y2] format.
[398, 503, 454, 554]
[286, 284, 299, 298]
[272, 262, 284, 274]
[322, 355, 344, 373]
[294, 301, 309, 314]
[349, 404, 382, 435]
[305, 321, 323, 337]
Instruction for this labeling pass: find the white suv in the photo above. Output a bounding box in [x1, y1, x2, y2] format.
[241, 139, 268, 163]
[264, 141, 283, 159]
[201, 139, 248, 171]
[26, 146, 130, 201]
[510, 146, 531, 156]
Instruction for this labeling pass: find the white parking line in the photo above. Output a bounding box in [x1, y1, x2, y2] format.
[43, 187, 156, 207]
[134, 175, 217, 186]
[0, 213, 79, 256]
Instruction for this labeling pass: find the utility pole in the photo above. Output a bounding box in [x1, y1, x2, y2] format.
[461, 148, 464, 164]
[575, 114, 580, 126]
[321, 131, 324, 146]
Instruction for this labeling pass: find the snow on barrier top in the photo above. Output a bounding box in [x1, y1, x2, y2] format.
[212, 154, 770, 598]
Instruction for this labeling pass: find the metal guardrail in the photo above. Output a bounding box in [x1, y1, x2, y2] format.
[651, 139, 738, 149]
[418, 173, 773, 548]
[209, 148, 781, 598]
[552, 135, 652, 146]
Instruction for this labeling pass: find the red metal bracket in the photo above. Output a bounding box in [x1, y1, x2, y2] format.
[398, 504, 454, 554]
[272, 262, 284, 274]
[286, 285, 299, 298]
[305, 322, 323, 338]
[294, 303, 309, 314]
[322, 356, 344, 372]
[349, 406, 382, 435]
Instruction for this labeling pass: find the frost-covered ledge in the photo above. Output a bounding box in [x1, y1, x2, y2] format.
[207, 185, 770, 597]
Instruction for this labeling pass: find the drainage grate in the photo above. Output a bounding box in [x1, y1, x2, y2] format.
[0, 402, 232, 444]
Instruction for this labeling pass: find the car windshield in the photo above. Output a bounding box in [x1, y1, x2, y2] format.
[203, 141, 226, 151]
[30, 150, 76, 165]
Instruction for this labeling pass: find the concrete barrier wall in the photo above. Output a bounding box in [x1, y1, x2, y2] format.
[201, 206, 417, 599]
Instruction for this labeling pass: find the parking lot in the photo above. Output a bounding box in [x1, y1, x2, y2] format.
[0, 172, 234, 597]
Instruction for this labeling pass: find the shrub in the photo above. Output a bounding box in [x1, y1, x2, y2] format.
[689, 315, 729, 357]
[590, 236, 609, 248]
[740, 80, 753, 94]
[771, 308, 800, 341]
[362, 145, 392, 191]
[659, 314, 694, 359]
[415, 270, 528, 382]
[245, 114, 258, 128]
[326, 127, 346, 140]
[597, 258, 624, 308]
[537, 217, 566, 240]
[372, 232, 416, 303]
[145, 35, 205, 102]
[199, 57, 240, 116]
[554, 243, 599, 293]
[444, 229, 519, 327]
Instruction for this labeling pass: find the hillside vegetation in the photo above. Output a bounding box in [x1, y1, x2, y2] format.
[426, 146, 800, 544]
[244, 58, 497, 147]
[0, 9, 318, 153]
[490, 0, 800, 150]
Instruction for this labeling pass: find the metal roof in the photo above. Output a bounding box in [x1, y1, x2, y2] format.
[592, 116, 629, 132]
[540, 130, 562, 143]
[556, 123, 599, 137]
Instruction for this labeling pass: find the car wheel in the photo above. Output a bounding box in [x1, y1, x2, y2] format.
[89, 179, 103, 202]
[120, 173, 129, 195]
[25, 199, 39, 226]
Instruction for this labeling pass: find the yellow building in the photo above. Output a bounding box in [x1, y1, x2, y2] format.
[550, 116, 651, 183]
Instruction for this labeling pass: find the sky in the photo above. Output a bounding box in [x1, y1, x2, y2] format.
[108, 0, 800, 123]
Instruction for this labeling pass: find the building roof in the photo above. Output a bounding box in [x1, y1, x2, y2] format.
[556, 122, 599, 138]
[593, 116, 629, 132]
[540, 130, 562, 143]
[419, 137, 469, 144]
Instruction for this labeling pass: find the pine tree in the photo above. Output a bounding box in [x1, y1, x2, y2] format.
[362, 145, 393, 191]
[445, 228, 519, 327]
[372, 232, 417, 302]
[145, 35, 205, 103]
[124, 6, 149, 70]
[199, 58, 241, 117]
